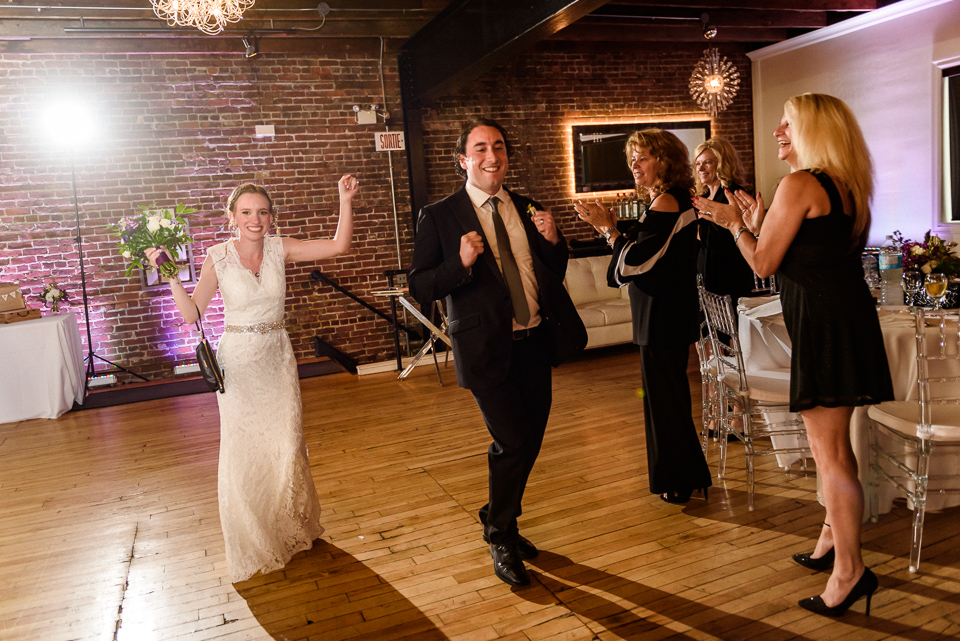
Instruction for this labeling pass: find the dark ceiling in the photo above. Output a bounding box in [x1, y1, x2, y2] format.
[0, 0, 905, 55]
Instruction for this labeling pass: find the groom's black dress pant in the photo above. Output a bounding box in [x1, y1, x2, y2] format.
[472, 326, 552, 544]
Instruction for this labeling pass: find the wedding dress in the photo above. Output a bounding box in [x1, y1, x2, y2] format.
[209, 235, 323, 582]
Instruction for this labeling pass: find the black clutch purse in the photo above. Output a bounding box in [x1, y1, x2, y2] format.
[194, 305, 225, 394]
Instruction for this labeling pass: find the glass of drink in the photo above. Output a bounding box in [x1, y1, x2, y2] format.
[901, 271, 923, 307]
[925, 273, 949, 310]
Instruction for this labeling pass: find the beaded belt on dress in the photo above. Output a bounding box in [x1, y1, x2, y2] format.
[224, 321, 285, 334]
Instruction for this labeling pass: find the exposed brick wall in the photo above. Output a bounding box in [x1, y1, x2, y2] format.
[0, 51, 412, 382]
[418, 44, 755, 246]
[0, 43, 753, 383]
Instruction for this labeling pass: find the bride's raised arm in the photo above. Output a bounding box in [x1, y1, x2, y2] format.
[283, 173, 358, 263]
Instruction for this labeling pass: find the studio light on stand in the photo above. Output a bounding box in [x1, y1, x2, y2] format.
[43, 98, 148, 394]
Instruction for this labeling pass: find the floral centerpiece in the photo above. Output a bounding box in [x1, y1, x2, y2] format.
[890, 230, 960, 276]
[891, 230, 960, 307]
[36, 278, 68, 313]
[108, 203, 195, 279]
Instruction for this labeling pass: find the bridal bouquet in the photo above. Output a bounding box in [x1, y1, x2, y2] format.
[36, 278, 68, 313]
[108, 203, 195, 279]
[890, 230, 960, 277]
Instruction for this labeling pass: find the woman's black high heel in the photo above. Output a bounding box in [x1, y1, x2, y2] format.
[660, 487, 709, 504]
[798, 567, 878, 617]
[793, 546, 835, 571]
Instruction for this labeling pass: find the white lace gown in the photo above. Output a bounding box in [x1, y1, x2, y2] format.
[209, 235, 324, 583]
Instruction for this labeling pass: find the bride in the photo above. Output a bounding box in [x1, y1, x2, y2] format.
[147, 174, 358, 582]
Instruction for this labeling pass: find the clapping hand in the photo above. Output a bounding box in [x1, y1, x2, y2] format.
[731, 189, 764, 235]
[692, 193, 743, 232]
[693, 189, 765, 237]
[574, 199, 617, 234]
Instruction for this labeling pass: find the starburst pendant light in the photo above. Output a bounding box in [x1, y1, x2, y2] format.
[153, 0, 255, 35]
[688, 48, 740, 117]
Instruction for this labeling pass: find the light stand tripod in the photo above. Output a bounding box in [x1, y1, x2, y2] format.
[68, 154, 147, 392]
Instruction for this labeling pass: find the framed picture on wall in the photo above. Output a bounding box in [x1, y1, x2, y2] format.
[572, 120, 712, 194]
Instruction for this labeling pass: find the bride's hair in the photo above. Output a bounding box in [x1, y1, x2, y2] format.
[226, 183, 273, 214]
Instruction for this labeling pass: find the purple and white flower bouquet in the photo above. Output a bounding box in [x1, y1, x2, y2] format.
[108, 203, 195, 279]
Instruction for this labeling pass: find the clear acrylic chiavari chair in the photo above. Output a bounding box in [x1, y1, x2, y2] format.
[867, 307, 960, 572]
[698, 283, 811, 510]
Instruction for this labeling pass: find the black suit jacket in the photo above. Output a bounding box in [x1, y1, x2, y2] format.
[409, 186, 587, 390]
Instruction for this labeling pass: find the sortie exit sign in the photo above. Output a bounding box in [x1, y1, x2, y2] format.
[374, 131, 406, 151]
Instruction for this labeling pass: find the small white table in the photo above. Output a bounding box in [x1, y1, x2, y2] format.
[0, 313, 85, 423]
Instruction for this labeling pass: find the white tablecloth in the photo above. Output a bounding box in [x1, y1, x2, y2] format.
[737, 296, 803, 467]
[0, 313, 85, 423]
[736, 298, 960, 516]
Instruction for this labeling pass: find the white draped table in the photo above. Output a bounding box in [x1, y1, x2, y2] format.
[0, 313, 85, 423]
[736, 296, 960, 517]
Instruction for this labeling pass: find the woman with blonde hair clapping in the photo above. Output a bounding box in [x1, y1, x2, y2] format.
[694, 94, 893, 617]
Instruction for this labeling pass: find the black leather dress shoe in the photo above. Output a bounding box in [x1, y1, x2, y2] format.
[483, 532, 539, 559]
[490, 541, 530, 586]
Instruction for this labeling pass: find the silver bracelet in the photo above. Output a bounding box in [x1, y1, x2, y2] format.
[734, 226, 755, 244]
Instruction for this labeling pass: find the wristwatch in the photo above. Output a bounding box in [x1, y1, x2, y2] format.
[602, 228, 615, 242]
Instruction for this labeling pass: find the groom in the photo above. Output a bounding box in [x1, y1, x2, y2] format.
[409, 118, 586, 586]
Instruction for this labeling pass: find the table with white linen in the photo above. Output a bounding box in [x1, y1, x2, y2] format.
[737, 296, 804, 467]
[0, 313, 85, 423]
[737, 296, 960, 517]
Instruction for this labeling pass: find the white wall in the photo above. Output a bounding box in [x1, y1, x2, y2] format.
[749, 0, 960, 245]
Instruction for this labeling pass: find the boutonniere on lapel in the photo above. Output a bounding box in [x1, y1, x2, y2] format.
[526, 204, 536, 219]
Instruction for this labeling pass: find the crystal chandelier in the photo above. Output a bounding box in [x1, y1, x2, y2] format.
[688, 48, 740, 117]
[153, 0, 256, 35]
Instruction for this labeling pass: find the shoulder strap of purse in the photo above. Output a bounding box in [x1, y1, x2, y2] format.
[193, 304, 206, 340]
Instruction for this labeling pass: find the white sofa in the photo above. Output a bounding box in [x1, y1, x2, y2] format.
[563, 254, 634, 349]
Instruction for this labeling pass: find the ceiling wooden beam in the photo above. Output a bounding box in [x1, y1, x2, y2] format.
[582, 8, 828, 29]
[603, 0, 877, 11]
[0, 34, 398, 54]
[552, 23, 788, 43]
[0, 18, 430, 39]
[399, 0, 609, 105]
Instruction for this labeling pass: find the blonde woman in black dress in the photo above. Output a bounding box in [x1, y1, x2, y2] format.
[693, 137, 756, 305]
[694, 94, 893, 617]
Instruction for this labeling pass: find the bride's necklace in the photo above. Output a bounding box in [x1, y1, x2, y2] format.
[233, 240, 263, 278]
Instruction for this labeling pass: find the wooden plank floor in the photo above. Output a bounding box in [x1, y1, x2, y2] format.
[2, 346, 959, 641]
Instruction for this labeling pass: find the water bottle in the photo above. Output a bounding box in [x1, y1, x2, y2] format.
[879, 238, 904, 306]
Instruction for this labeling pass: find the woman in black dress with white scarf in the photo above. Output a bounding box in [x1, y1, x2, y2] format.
[576, 128, 712, 505]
